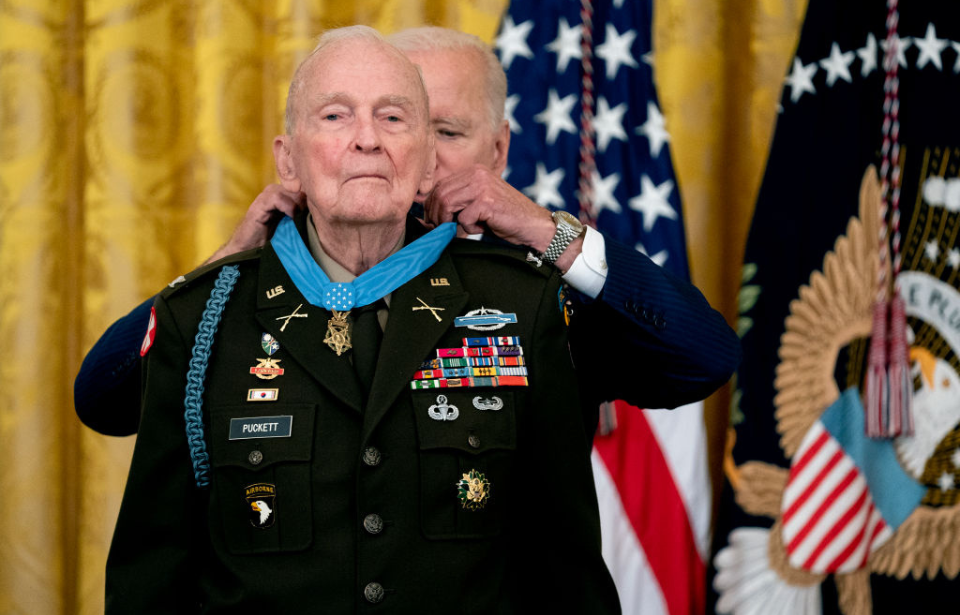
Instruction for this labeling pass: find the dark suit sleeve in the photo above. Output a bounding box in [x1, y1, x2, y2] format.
[569, 235, 742, 409]
[74, 297, 153, 436]
[105, 294, 203, 613]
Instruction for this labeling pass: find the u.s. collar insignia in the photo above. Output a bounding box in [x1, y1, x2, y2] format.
[454, 307, 518, 331]
[245, 483, 276, 529]
[250, 358, 284, 380]
[261, 332, 280, 356]
[473, 395, 503, 411]
[457, 469, 490, 510]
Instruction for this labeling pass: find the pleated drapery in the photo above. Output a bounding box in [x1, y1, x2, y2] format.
[0, 1, 804, 612]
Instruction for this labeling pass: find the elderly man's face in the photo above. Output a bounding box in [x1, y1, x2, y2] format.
[405, 48, 509, 183]
[275, 38, 434, 227]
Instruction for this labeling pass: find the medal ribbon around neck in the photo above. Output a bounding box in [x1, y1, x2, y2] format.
[271, 216, 457, 354]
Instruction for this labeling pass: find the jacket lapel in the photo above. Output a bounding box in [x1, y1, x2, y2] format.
[256, 244, 364, 413]
[362, 250, 468, 440]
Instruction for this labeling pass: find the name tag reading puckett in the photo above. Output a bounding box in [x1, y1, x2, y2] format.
[229, 416, 294, 440]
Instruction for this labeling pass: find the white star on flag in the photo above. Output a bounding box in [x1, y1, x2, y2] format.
[546, 17, 582, 73]
[534, 89, 578, 145]
[590, 170, 623, 215]
[925, 239, 940, 262]
[629, 175, 676, 231]
[495, 4, 711, 612]
[938, 471, 956, 493]
[881, 34, 911, 69]
[496, 16, 534, 69]
[857, 33, 879, 77]
[595, 23, 639, 80]
[594, 97, 628, 153]
[505, 94, 521, 134]
[523, 163, 566, 209]
[949, 248, 960, 269]
[637, 101, 670, 157]
[819, 43, 854, 86]
[914, 23, 947, 70]
[784, 57, 817, 103]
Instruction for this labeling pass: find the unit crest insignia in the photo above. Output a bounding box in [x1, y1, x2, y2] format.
[457, 469, 490, 510]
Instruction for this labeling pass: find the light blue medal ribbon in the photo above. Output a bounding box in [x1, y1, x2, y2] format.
[272, 215, 456, 311]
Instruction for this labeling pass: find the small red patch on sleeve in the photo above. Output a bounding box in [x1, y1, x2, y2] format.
[140, 307, 157, 357]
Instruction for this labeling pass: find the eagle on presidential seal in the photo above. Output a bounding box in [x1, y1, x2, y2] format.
[715, 159, 960, 615]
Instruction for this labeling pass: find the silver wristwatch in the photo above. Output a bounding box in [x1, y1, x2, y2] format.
[541, 210, 586, 263]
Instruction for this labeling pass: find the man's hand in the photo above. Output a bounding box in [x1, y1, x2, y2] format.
[423, 165, 583, 272]
[203, 185, 306, 265]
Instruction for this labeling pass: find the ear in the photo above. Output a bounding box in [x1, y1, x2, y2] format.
[490, 119, 510, 176]
[416, 134, 437, 200]
[273, 135, 302, 193]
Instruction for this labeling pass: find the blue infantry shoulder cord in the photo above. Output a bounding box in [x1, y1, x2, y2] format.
[184, 265, 240, 488]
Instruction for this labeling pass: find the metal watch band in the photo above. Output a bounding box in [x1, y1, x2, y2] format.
[542, 215, 583, 263]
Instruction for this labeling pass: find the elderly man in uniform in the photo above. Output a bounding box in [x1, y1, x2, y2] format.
[76, 26, 738, 435]
[105, 25, 737, 613]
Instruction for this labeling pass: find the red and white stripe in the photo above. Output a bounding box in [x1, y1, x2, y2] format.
[781, 421, 892, 574]
[140, 306, 157, 357]
[593, 400, 710, 615]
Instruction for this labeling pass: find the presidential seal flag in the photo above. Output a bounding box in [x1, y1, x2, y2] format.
[497, 1, 711, 613]
[713, 1, 960, 613]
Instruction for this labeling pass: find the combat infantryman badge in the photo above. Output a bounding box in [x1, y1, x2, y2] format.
[245, 483, 276, 528]
[454, 307, 518, 331]
[457, 469, 490, 510]
[250, 358, 284, 380]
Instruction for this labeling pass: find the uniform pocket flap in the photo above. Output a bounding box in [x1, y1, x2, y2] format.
[412, 391, 516, 454]
[209, 404, 316, 470]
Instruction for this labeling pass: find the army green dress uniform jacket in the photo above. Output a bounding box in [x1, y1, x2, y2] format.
[106, 216, 739, 613]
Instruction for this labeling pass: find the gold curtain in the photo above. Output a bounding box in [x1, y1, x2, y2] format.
[0, 0, 803, 612]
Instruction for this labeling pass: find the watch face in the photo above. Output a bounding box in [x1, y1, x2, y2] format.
[554, 210, 584, 231]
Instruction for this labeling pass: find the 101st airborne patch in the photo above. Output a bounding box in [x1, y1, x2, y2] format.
[245, 483, 277, 529]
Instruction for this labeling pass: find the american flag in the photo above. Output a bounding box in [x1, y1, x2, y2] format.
[780, 388, 924, 574]
[496, 1, 711, 613]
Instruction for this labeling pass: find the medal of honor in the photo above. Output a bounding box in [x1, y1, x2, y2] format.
[324, 309, 352, 356]
[271, 217, 457, 358]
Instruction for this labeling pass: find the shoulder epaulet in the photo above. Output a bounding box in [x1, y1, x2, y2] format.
[447, 237, 555, 278]
[159, 247, 262, 299]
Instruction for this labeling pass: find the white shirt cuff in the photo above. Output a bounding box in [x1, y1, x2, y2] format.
[561, 227, 607, 299]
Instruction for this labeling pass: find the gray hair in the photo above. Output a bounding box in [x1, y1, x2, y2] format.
[284, 25, 429, 134]
[388, 26, 507, 131]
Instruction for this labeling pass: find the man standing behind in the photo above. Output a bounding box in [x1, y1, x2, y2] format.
[76, 26, 738, 435]
[108, 25, 633, 612]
